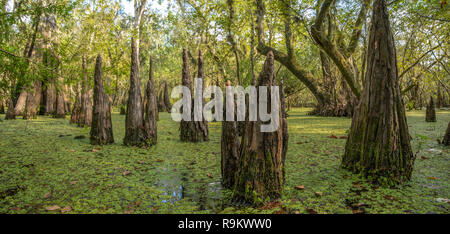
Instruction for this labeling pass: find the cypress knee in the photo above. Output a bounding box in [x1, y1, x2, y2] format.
[5, 99, 16, 119]
[123, 37, 147, 146]
[221, 80, 240, 189]
[232, 51, 286, 204]
[425, 96, 436, 122]
[90, 54, 114, 145]
[144, 55, 158, 146]
[341, 0, 415, 185]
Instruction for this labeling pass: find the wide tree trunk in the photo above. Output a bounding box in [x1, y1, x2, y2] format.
[232, 51, 286, 204]
[14, 88, 27, 116]
[123, 38, 147, 146]
[221, 80, 240, 189]
[443, 122, 450, 146]
[144, 55, 158, 146]
[341, 0, 415, 185]
[23, 80, 42, 119]
[163, 81, 172, 112]
[180, 48, 203, 142]
[90, 54, 114, 145]
[5, 99, 16, 119]
[78, 54, 92, 127]
[45, 81, 56, 115]
[425, 96, 436, 122]
[54, 90, 66, 118]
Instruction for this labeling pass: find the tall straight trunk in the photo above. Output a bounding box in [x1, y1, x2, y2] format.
[342, 0, 415, 185]
[425, 96, 436, 122]
[158, 85, 165, 112]
[90, 54, 114, 145]
[232, 51, 286, 204]
[163, 81, 172, 112]
[221, 80, 240, 189]
[123, 37, 147, 146]
[70, 83, 82, 124]
[79, 54, 92, 127]
[23, 80, 42, 119]
[180, 48, 202, 142]
[195, 50, 209, 141]
[280, 75, 289, 182]
[436, 85, 442, 109]
[144, 55, 158, 146]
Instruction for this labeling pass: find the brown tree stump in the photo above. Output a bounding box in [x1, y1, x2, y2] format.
[144, 55, 158, 147]
[123, 38, 147, 146]
[425, 96, 436, 122]
[232, 51, 286, 204]
[342, 0, 415, 185]
[90, 54, 114, 145]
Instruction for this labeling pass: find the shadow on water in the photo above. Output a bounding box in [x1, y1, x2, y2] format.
[154, 166, 225, 212]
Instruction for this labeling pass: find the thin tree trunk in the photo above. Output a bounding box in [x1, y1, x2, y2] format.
[144, 55, 158, 146]
[123, 37, 147, 146]
[90, 54, 114, 145]
[78, 54, 92, 127]
[163, 81, 172, 112]
[221, 80, 240, 189]
[70, 83, 82, 124]
[443, 122, 450, 146]
[195, 50, 209, 141]
[342, 0, 415, 185]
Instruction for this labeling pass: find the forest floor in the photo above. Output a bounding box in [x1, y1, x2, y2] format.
[0, 108, 449, 214]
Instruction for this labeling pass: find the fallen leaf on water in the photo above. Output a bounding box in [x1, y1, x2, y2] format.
[61, 206, 72, 213]
[294, 185, 305, 190]
[43, 192, 52, 199]
[45, 205, 61, 211]
[124, 209, 134, 214]
[420, 156, 429, 160]
[429, 176, 436, 180]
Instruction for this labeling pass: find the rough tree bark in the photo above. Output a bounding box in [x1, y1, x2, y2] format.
[70, 83, 82, 124]
[436, 85, 442, 109]
[442, 122, 450, 146]
[144, 55, 158, 146]
[157, 85, 165, 112]
[425, 96, 436, 122]
[54, 89, 66, 118]
[179, 48, 203, 142]
[232, 51, 286, 204]
[23, 80, 42, 119]
[78, 54, 92, 127]
[123, 38, 147, 146]
[163, 81, 172, 112]
[221, 80, 240, 189]
[90, 54, 114, 145]
[341, 0, 415, 185]
[280, 76, 289, 181]
[195, 50, 209, 141]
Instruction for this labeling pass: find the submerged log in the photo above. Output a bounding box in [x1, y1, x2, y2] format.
[90, 54, 114, 145]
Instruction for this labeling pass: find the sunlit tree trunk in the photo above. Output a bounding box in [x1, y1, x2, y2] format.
[90, 54, 114, 145]
[78, 54, 92, 127]
[342, 0, 415, 185]
[23, 80, 42, 119]
[144, 55, 158, 146]
[232, 51, 286, 204]
[124, 38, 147, 146]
